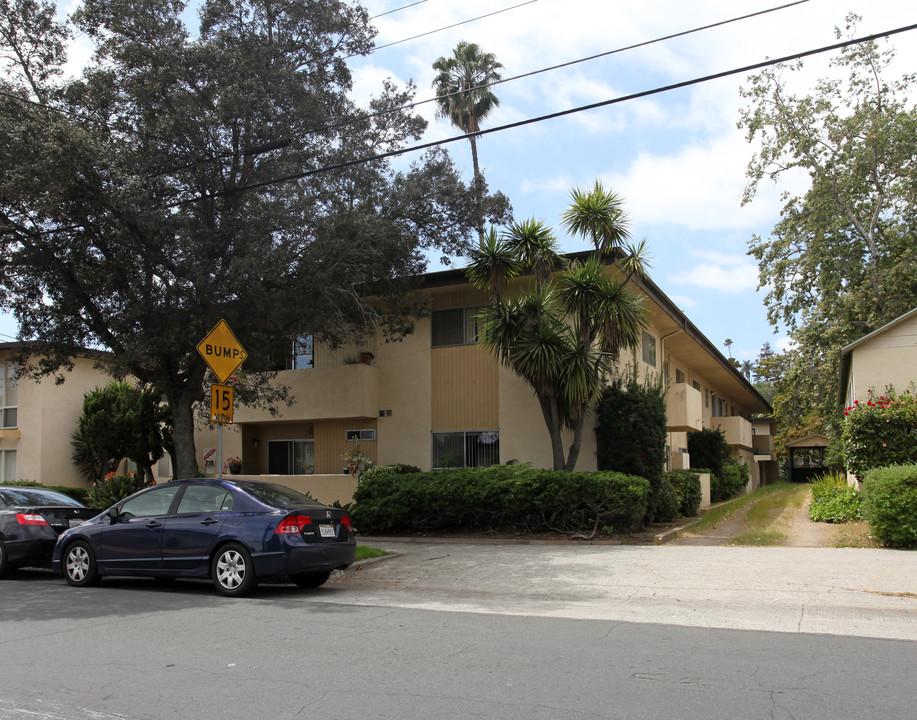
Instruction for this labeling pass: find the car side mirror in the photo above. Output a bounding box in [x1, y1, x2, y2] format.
[107, 507, 122, 524]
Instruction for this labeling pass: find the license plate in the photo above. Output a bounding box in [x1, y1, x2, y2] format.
[319, 524, 335, 538]
[68, 518, 85, 528]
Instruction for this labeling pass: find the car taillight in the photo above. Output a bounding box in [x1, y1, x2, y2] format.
[275, 515, 312, 534]
[16, 513, 49, 526]
[340, 516, 352, 531]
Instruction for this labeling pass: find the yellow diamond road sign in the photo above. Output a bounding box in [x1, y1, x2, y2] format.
[197, 319, 247, 384]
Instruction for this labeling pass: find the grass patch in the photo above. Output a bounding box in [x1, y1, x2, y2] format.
[729, 528, 789, 546]
[829, 521, 881, 549]
[692, 482, 804, 535]
[355, 545, 391, 561]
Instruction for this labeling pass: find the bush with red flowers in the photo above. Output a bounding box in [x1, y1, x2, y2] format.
[842, 385, 917, 480]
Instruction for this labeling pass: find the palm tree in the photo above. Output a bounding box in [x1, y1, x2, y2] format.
[432, 41, 503, 240]
[723, 338, 734, 358]
[469, 182, 649, 471]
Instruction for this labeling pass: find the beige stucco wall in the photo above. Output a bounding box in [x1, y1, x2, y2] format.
[846, 313, 917, 405]
[5, 355, 114, 487]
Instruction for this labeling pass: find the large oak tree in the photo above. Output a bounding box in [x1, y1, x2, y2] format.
[739, 16, 917, 446]
[0, 0, 510, 479]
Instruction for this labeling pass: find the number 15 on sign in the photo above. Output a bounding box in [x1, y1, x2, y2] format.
[211, 384, 234, 424]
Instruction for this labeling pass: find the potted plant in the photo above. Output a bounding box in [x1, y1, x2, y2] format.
[342, 441, 371, 478]
[223, 456, 242, 475]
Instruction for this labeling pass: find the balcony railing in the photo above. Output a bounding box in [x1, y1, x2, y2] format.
[713, 416, 753, 450]
[665, 383, 703, 433]
[234, 363, 379, 422]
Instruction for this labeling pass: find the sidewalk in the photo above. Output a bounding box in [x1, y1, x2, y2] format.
[338, 540, 917, 641]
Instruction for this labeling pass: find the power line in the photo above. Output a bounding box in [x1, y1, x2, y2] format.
[0, 0, 809, 179]
[371, 0, 433, 20]
[359, 0, 541, 55]
[189, 22, 917, 203]
[336, 1, 812, 144]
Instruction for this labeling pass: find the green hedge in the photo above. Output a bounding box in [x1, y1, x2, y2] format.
[862, 465, 917, 548]
[352, 465, 650, 536]
[667, 470, 702, 518]
[843, 387, 917, 480]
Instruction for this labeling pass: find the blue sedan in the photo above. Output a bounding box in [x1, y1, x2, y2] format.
[52, 478, 355, 597]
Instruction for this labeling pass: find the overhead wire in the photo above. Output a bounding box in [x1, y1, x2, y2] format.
[153, 0, 815, 178]
[0, 0, 808, 178]
[370, 0, 433, 20]
[185, 21, 917, 204]
[362, 0, 541, 55]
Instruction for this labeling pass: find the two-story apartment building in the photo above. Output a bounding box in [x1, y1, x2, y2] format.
[201, 253, 772, 501]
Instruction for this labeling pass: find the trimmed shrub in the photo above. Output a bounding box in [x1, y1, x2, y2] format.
[87, 473, 154, 509]
[842, 386, 917, 480]
[808, 472, 861, 523]
[719, 460, 749, 501]
[652, 475, 681, 522]
[862, 465, 917, 548]
[352, 465, 650, 536]
[667, 470, 702, 517]
[595, 370, 667, 523]
[360, 464, 421, 483]
[688, 428, 729, 484]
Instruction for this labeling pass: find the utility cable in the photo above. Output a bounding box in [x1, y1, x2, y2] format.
[357, 0, 541, 56]
[371, 0, 433, 20]
[185, 21, 917, 204]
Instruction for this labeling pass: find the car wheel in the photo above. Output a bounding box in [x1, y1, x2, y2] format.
[211, 543, 256, 597]
[291, 570, 332, 589]
[64, 541, 100, 587]
[0, 539, 10, 579]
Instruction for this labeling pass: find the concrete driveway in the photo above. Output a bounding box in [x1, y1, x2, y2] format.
[335, 539, 917, 641]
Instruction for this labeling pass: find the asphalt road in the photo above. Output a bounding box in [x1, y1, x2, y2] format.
[1, 543, 915, 720]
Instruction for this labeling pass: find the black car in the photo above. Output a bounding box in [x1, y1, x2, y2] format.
[0, 486, 99, 577]
[52, 478, 356, 597]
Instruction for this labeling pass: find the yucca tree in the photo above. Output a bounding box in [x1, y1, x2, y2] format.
[432, 41, 503, 239]
[561, 180, 630, 257]
[469, 183, 650, 470]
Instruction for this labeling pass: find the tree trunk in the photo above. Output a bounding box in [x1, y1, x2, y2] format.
[564, 414, 586, 472]
[537, 395, 567, 470]
[469, 136, 484, 242]
[166, 380, 205, 480]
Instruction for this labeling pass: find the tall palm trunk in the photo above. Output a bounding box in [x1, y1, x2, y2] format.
[469, 135, 484, 242]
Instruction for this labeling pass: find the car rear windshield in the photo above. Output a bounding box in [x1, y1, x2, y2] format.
[0, 488, 85, 508]
[233, 481, 323, 508]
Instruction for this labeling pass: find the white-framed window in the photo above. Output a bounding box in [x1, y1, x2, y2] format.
[432, 430, 499, 469]
[346, 429, 375, 442]
[641, 331, 657, 368]
[0, 365, 18, 428]
[267, 439, 314, 475]
[675, 368, 685, 384]
[431, 307, 484, 347]
[0, 450, 16, 483]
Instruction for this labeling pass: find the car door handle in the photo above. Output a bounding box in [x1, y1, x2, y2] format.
[200, 518, 219, 526]
[145, 521, 163, 529]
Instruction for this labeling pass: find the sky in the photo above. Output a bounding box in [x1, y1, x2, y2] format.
[3, 0, 915, 366]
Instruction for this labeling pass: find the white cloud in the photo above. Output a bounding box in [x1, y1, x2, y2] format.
[677, 250, 759, 293]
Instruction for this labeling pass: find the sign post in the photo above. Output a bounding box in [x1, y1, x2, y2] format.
[197, 320, 247, 477]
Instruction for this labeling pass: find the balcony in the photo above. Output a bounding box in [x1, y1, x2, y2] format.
[753, 434, 774, 457]
[665, 383, 703, 432]
[234, 364, 379, 422]
[713, 416, 753, 451]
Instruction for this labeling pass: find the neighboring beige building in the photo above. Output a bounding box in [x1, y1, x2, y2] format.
[839, 306, 917, 408]
[213, 252, 772, 500]
[0, 344, 116, 487]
